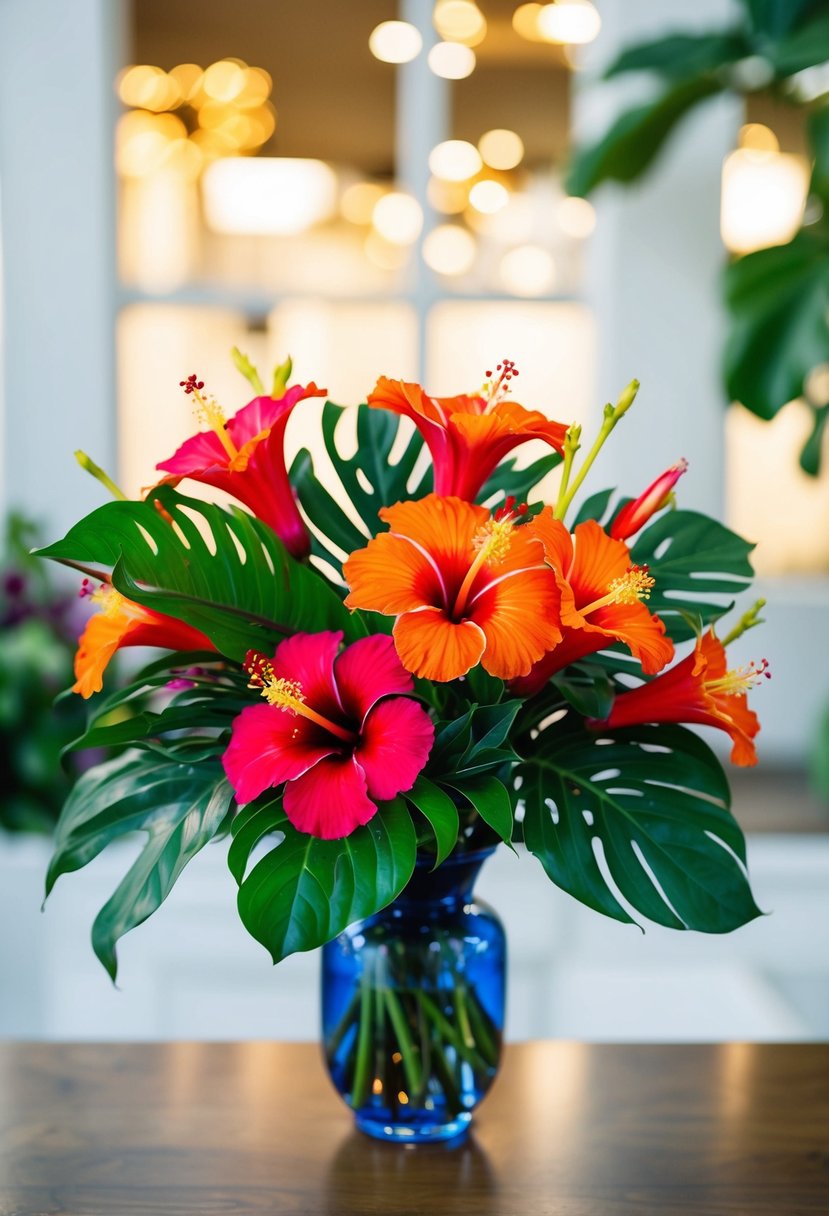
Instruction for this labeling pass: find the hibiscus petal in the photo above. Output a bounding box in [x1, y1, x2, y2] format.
[356, 697, 434, 801]
[270, 631, 347, 722]
[393, 608, 485, 681]
[156, 429, 228, 477]
[590, 603, 674, 675]
[344, 530, 445, 615]
[222, 704, 337, 805]
[284, 756, 377, 839]
[228, 383, 325, 447]
[569, 519, 631, 603]
[334, 634, 413, 724]
[470, 566, 563, 679]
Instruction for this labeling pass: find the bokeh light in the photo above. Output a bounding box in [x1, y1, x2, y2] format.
[478, 128, 525, 171]
[429, 140, 483, 182]
[499, 245, 556, 296]
[341, 181, 387, 225]
[469, 180, 510, 214]
[428, 41, 476, 79]
[537, 1, 601, 46]
[512, 3, 546, 41]
[422, 224, 477, 276]
[369, 21, 423, 63]
[556, 195, 597, 238]
[433, 1, 487, 46]
[372, 192, 424, 245]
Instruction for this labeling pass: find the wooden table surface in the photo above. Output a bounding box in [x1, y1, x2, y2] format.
[1, 1042, 827, 1215]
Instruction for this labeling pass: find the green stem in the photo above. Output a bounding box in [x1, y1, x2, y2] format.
[384, 986, 422, 1096]
[325, 990, 360, 1062]
[351, 969, 374, 1109]
[464, 990, 500, 1069]
[555, 379, 641, 522]
[455, 984, 476, 1051]
[553, 424, 581, 519]
[418, 992, 491, 1074]
[74, 450, 128, 501]
[429, 1028, 462, 1109]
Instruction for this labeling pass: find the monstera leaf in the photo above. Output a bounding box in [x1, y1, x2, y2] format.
[291, 402, 432, 570]
[520, 718, 761, 933]
[230, 796, 417, 962]
[45, 751, 233, 979]
[631, 509, 755, 642]
[38, 486, 356, 659]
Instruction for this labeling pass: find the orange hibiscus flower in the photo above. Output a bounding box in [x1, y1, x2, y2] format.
[73, 581, 214, 699]
[511, 511, 674, 696]
[343, 495, 562, 682]
[589, 630, 768, 766]
[368, 361, 567, 501]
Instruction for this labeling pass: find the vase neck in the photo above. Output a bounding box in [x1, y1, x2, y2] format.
[395, 848, 494, 910]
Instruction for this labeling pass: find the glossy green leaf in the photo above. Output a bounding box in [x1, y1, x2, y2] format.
[448, 775, 515, 847]
[566, 75, 723, 197]
[604, 31, 747, 80]
[631, 509, 755, 641]
[742, 0, 827, 39]
[234, 797, 417, 962]
[801, 405, 829, 476]
[724, 231, 829, 446]
[767, 11, 829, 74]
[573, 487, 616, 527]
[521, 721, 761, 932]
[478, 451, 562, 508]
[46, 752, 233, 979]
[552, 663, 616, 719]
[406, 776, 460, 866]
[37, 486, 354, 660]
[291, 402, 431, 568]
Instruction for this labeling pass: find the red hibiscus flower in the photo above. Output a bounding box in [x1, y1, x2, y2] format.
[610, 459, 688, 541]
[156, 374, 327, 558]
[222, 631, 435, 839]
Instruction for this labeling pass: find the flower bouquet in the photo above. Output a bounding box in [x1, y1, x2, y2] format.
[40, 353, 768, 1142]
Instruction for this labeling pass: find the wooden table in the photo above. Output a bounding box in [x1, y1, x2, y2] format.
[1, 1042, 827, 1215]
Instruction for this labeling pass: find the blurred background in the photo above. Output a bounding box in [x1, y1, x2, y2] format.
[1, 0, 827, 1042]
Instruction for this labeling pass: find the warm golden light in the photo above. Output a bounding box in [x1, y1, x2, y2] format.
[512, 3, 546, 41]
[538, 0, 601, 45]
[168, 63, 203, 102]
[202, 158, 338, 235]
[202, 58, 247, 102]
[341, 181, 387, 225]
[422, 224, 477, 275]
[369, 20, 423, 63]
[499, 244, 556, 296]
[478, 128, 525, 171]
[429, 139, 483, 182]
[469, 179, 510, 214]
[433, 1, 487, 46]
[364, 231, 410, 269]
[116, 110, 188, 177]
[428, 41, 476, 79]
[427, 176, 469, 214]
[117, 65, 181, 112]
[721, 134, 808, 254]
[372, 192, 424, 244]
[557, 195, 596, 238]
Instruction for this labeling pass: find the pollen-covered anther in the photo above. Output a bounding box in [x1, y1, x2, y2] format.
[472, 517, 514, 565]
[482, 357, 520, 410]
[180, 372, 238, 460]
[607, 564, 655, 605]
[708, 657, 771, 697]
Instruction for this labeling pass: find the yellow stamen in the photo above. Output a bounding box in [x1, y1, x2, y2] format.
[707, 659, 770, 697]
[453, 518, 514, 618]
[191, 387, 239, 461]
[580, 566, 655, 616]
[248, 663, 357, 744]
[89, 585, 125, 617]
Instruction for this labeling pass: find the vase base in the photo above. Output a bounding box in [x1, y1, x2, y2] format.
[355, 1110, 472, 1144]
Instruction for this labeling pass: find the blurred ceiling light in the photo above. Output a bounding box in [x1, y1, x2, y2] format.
[369, 21, 423, 63]
[537, 0, 601, 45]
[341, 181, 387, 225]
[556, 195, 596, 238]
[203, 58, 248, 102]
[429, 139, 483, 182]
[721, 125, 808, 254]
[202, 158, 338, 235]
[427, 176, 469, 214]
[365, 231, 410, 270]
[423, 224, 477, 276]
[372, 192, 424, 245]
[478, 128, 524, 170]
[433, 1, 487, 46]
[118, 65, 181, 112]
[512, 3, 545, 41]
[237, 67, 273, 107]
[469, 179, 510, 214]
[428, 41, 476, 78]
[116, 110, 188, 177]
[499, 245, 556, 296]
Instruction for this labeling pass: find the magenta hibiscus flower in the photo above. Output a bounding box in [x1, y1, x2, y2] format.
[156, 376, 327, 559]
[222, 631, 435, 839]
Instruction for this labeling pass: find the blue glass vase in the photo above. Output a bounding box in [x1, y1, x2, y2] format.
[322, 845, 506, 1143]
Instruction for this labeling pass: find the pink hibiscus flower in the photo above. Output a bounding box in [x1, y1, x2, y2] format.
[222, 631, 435, 839]
[156, 375, 327, 559]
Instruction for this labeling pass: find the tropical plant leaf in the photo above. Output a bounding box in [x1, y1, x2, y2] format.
[406, 776, 460, 866]
[566, 74, 723, 197]
[552, 663, 616, 719]
[604, 31, 747, 80]
[291, 402, 432, 568]
[573, 487, 616, 527]
[631, 509, 755, 641]
[37, 485, 356, 659]
[448, 774, 515, 847]
[478, 451, 562, 508]
[45, 752, 233, 979]
[520, 720, 761, 932]
[724, 230, 829, 452]
[801, 404, 829, 476]
[233, 797, 417, 962]
[742, 0, 827, 40]
[768, 10, 829, 74]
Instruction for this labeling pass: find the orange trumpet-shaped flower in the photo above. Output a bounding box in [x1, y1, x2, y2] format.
[73, 581, 214, 699]
[343, 495, 563, 682]
[588, 630, 768, 766]
[368, 362, 567, 502]
[510, 512, 674, 697]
